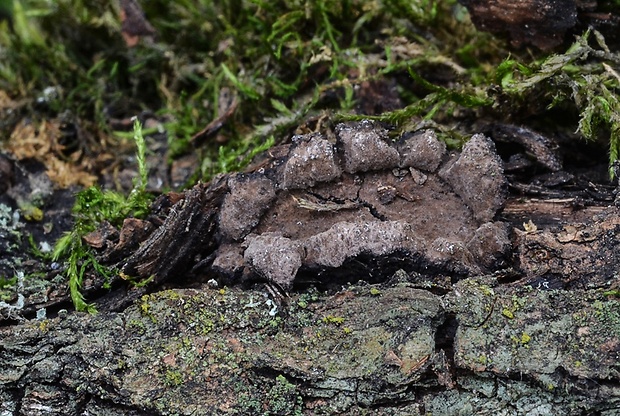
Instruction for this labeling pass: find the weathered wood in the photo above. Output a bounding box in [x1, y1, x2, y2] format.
[121, 178, 227, 280]
[459, 0, 577, 50]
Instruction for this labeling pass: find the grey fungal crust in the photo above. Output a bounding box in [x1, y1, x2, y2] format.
[281, 133, 342, 190]
[214, 121, 509, 289]
[439, 133, 507, 223]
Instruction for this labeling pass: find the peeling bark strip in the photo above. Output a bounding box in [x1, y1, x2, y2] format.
[121, 177, 229, 283]
[117, 121, 510, 290]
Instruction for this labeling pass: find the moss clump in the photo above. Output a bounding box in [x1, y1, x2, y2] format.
[0, 275, 17, 302]
[497, 30, 620, 177]
[163, 369, 184, 387]
[520, 332, 531, 345]
[52, 120, 152, 312]
[502, 308, 514, 319]
[322, 315, 346, 325]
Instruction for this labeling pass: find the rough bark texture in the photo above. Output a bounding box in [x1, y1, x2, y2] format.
[1, 278, 618, 415]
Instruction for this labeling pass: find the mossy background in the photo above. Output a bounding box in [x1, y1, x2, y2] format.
[0, 0, 507, 181]
[0, 0, 619, 310]
[2, 1, 618, 183]
[2, 0, 618, 174]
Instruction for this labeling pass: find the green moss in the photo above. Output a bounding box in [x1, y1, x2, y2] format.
[265, 374, 303, 416]
[591, 298, 620, 337]
[51, 120, 152, 312]
[322, 315, 346, 325]
[163, 369, 184, 387]
[0, 275, 17, 301]
[497, 30, 620, 177]
[370, 287, 382, 296]
[19, 203, 43, 222]
[126, 319, 146, 334]
[138, 294, 157, 323]
[480, 285, 495, 297]
[37, 319, 50, 332]
[520, 332, 531, 345]
[502, 308, 514, 319]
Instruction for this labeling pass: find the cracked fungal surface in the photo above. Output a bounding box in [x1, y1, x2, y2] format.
[211, 120, 510, 290]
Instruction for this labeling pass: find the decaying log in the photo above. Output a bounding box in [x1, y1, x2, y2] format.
[91, 120, 619, 307]
[1, 275, 618, 415]
[2, 119, 620, 415]
[121, 178, 228, 280]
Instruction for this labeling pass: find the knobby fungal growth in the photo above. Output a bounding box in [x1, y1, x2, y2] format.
[113, 121, 510, 292]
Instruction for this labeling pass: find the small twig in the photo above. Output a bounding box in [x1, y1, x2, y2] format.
[293, 195, 359, 212]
